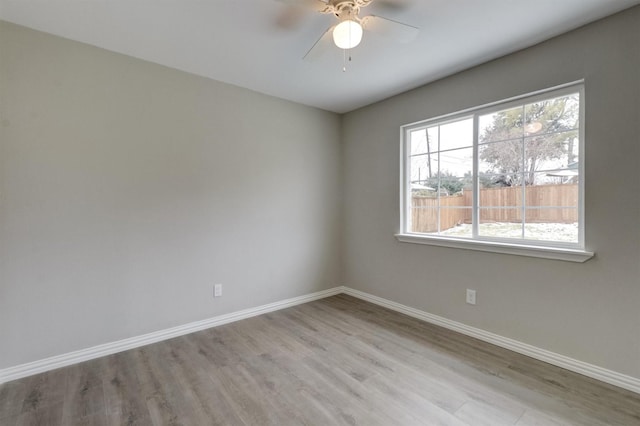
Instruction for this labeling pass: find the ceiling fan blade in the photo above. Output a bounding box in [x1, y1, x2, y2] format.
[303, 26, 335, 61]
[274, 0, 331, 30]
[303, 0, 331, 13]
[276, 6, 307, 29]
[372, 0, 410, 13]
[276, 0, 330, 13]
[361, 15, 419, 43]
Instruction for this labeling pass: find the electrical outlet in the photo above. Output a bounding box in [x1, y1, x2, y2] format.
[214, 284, 222, 298]
[466, 289, 476, 305]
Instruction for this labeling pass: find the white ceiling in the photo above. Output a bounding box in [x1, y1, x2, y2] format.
[1, 0, 639, 113]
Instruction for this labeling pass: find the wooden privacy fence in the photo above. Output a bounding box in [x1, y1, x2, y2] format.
[412, 193, 472, 233]
[412, 184, 578, 233]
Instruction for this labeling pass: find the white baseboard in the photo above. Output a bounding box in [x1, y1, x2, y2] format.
[2, 285, 638, 396]
[342, 287, 640, 395]
[0, 286, 343, 384]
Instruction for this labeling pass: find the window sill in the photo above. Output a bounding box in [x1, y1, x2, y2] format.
[394, 233, 594, 263]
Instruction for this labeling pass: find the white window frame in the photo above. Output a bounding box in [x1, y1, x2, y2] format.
[396, 81, 594, 262]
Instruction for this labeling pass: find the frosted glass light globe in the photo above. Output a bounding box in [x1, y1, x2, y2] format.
[333, 20, 363, 49]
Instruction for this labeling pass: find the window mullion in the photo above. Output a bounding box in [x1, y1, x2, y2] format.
[472, 114, 479, 238]
[403, 128, 411, 234]
[521, 105, 526, 239]
[436, 126, 441, 234]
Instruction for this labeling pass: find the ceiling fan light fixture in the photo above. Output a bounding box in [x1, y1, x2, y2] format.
[333, 19, 363, 49]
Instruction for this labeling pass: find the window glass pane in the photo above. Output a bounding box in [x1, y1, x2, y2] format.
[427, 126, 440, 151]
[410, 204, 438, 233]
[480, 207, 523, 225]
[410, 128, 437, 156]
[438, 208, 472, 237]
[479, 106, 524, 144]
[430, 148, 472, 197]
[523, 209, 578, 243]
[479, 140, 523, 185]
[524, 130, 579, 174]
[439, 148, 472, 179]
[410, 154, 438, 189]
[524, 171, 578, 243]
[440, 117, 473, 151]
[524, 94, 580, 136]
[478, 172, 518, 189]
[479, 208, 523, 238]
[479, 182, 523, 208]
[411, 202, 472, 235]
[525, 173, 578, 208]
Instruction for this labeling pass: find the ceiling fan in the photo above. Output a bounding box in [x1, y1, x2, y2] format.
[278, 0, 419, 62]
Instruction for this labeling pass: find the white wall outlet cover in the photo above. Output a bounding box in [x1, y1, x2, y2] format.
[466, 289, 477, 305]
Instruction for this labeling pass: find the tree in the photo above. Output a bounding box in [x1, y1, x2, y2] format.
[479, 95, 579, 186]
[426, 171, 468, 195]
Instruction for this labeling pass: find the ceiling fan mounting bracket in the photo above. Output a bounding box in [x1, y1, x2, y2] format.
[324, 0, 374, 21]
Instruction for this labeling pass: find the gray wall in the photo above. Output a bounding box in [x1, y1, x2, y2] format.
[342, 7, 640, 378]
[0, 21, 342, 369]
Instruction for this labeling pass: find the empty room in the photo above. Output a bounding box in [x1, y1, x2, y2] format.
[1, 0, 639, 425]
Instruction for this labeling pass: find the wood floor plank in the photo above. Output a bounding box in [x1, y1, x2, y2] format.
[14, 400, 64, 426]
[211, 363, 278, 426]
[20, 368, 68, 416]
[0, 379, 27, 421]
[305, 355, 423, 425]
[515, 409, 574, 426]
[165, 336, 246, 426]
[131, 345, 197, 426]
[258, 313, 317, 359]
[362, 372, 470, 426]
[282, 357, 389, 425]
[102, 351, 152, 425]
[58, 358, 106, 424]
[1, 294, 639, 426]
[455, 400, 523, 426]
[245, 352, 343, 425]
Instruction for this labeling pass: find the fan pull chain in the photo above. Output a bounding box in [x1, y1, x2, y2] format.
[343, 49, 347, 72]
[342, 49, 353, 73]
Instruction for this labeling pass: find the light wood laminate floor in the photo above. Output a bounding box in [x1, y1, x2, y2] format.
[1, 294, 639, 425]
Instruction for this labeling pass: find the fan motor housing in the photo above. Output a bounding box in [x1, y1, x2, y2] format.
[328, 0, 373, 20]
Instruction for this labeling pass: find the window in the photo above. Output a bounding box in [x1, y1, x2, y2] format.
[398, 82, 593, 262]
